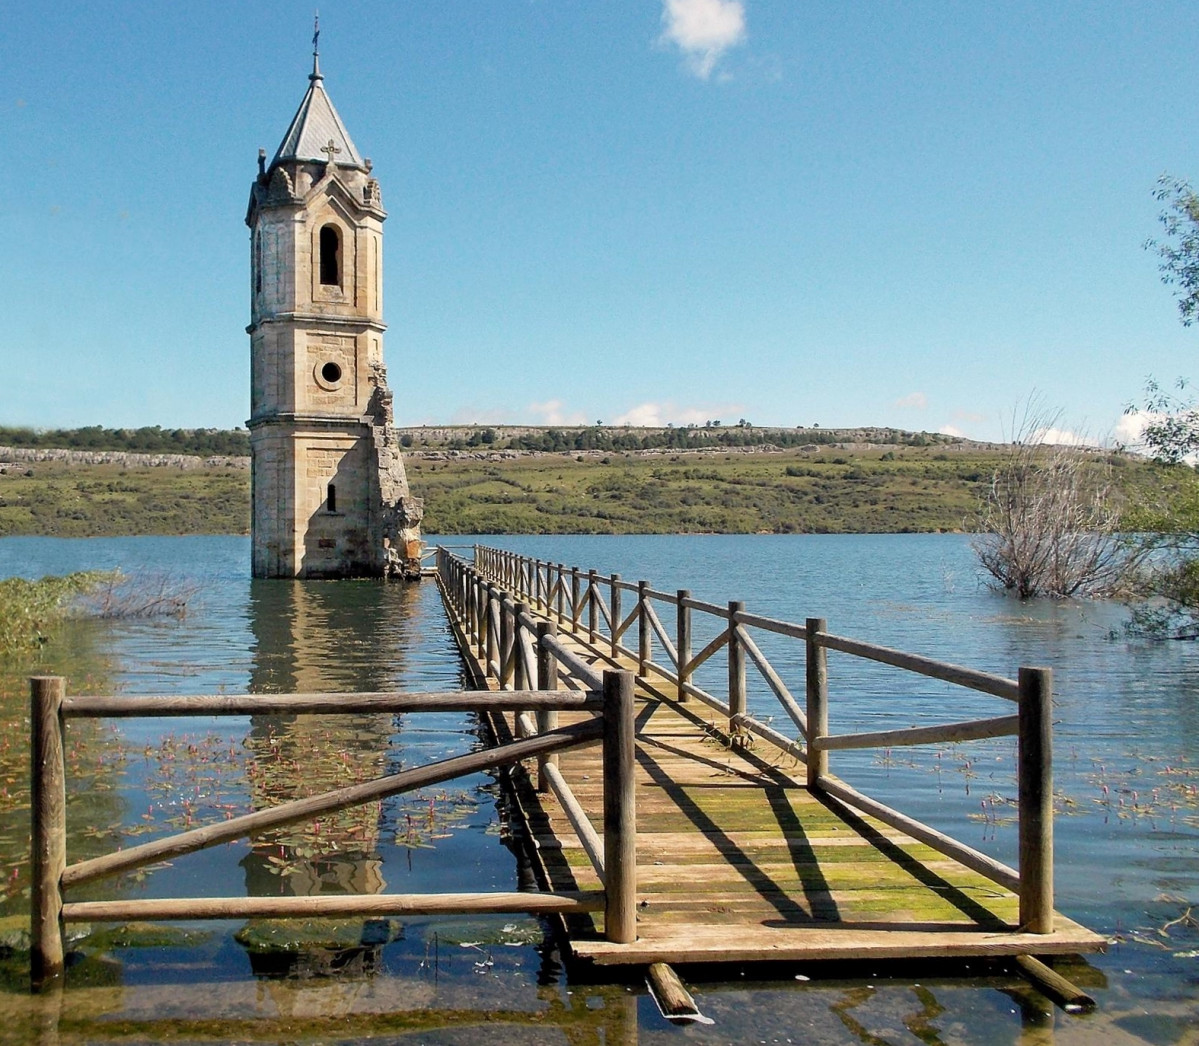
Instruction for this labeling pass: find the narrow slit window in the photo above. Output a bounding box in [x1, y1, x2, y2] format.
[319, 225, 341, 286]
[326, 483, 337, 513]
[254, 230, 263, 294]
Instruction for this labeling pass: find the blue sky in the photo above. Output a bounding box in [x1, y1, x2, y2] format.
[5, 1, 1197, 443]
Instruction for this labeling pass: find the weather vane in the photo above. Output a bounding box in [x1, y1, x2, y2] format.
[311, 10, 321, 78]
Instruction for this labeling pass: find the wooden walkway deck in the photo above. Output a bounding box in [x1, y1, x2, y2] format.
[442, 573, 1105, 968]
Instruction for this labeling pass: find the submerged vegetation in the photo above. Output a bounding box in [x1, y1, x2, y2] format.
[1123, 466, 1199, 639]
[0, 572, 112, 660]
[0, 571, 199, 662]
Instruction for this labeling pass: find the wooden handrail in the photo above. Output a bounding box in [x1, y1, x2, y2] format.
[816, 632, 1020, 702]
[64, 891, 604, 922]
[542, 762, 606, 882]
[812, 714, 1019, 751]
[63, 719, 603, 889]
[63, 691, 603, 718]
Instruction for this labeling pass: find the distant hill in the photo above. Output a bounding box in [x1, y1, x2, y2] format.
[0, 424, 1179, 539]
[0, 423, 974, 458]
[394, 423, 974, 454]
[0, 425, 250, 457]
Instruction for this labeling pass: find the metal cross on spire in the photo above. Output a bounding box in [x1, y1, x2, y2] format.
[311, 11, 322, 80]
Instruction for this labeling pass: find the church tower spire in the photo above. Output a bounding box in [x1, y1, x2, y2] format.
[246, 45, 422, 579]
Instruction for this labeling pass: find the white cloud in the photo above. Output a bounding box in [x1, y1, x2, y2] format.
[1032, 426, 1095, 448]
[528, 399, 589, 426]
[1113, 410, 1156, 450]
[894, 391, 927, 410]
[611, 400, 743, 427]
[660, 0, 746, 80]
[936, 409, 990, 440]
[447, 400, 589, 426]
[449, 405, 517, 425]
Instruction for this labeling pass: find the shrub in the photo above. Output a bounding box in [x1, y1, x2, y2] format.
[973, 409, 1137, 598]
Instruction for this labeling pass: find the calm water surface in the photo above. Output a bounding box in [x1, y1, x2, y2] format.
[0, 533, 1195, 1044]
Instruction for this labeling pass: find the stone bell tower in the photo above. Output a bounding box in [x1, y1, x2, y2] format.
[246, 36, 422, 579]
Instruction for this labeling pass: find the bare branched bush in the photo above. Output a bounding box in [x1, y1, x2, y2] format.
[74, 571, 200, 619]
[973, 410, 1138, 598]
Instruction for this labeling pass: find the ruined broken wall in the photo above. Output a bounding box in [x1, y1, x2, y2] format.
[367, 363, 423, 566]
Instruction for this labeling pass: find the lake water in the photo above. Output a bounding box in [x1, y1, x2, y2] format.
[0, 533, 1195, 1044]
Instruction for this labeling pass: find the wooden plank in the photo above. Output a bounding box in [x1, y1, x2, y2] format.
[574, 921, 1106, 965]
[63, 891, 605, 922]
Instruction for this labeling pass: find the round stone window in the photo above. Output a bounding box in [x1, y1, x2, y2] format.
[314, 360, 344, 391]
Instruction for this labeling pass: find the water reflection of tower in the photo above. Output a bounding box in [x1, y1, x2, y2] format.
[242, 578, 423, 975]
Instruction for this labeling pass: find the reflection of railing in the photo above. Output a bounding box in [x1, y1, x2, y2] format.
[449, 544, 1054, 940]
[28, 673, 636, 987]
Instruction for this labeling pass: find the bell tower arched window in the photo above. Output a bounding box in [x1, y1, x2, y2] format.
[319, 224, 341, 286]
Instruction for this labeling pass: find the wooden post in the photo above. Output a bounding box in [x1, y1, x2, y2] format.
[677, 589, 691, 703]
[638, 581, 651, 676]
[533, 559, 542, 610]
[588, 570, 598, 644]
[475, 574, 487, 658]
[570, 568, 581, 631]
[500, 592, 514, 689]
[728, 601, 746, 736]
[486, 584, 499, 676]
[465, 569, 477, 644]
[1018, 666, 1054, 933]
[557, 564, 567, 623]
[537, 621, 559, 793]
[513, 603, 529, 691]
[31, 676, 66, 988]
[610, 574, 622, 658]
[602, 670, 637, 943]
[806, 618, 828, 789]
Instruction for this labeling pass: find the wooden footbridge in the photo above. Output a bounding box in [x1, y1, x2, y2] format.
[27, 541, 1103, 1011]
[436, 545, 1104, 985]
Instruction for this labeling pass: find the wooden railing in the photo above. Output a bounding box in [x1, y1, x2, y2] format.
[28, 671, 637, 987]
[442, 544, 1056, 939]
[434, 551, 639, 948]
